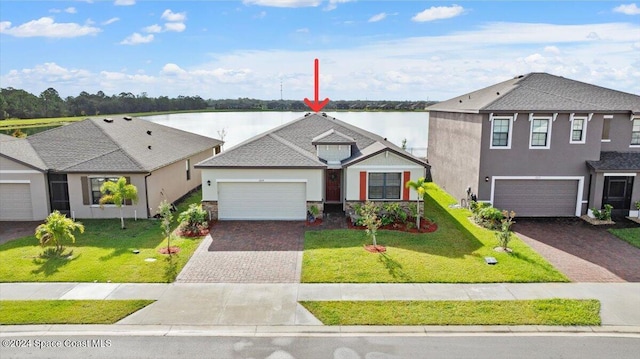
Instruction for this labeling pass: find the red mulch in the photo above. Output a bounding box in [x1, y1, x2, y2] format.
[347, 217, 438, 233]
[305, 218, 323, 227]
[158, 246, 181, 254]
[364, 244, 387, 253]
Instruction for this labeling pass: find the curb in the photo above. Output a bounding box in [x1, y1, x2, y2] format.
[2, 325, 640, 337]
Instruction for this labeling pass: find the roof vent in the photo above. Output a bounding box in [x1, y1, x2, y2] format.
[459, 99, 463, 103]
[147, 130, 152, 135]
[147, 145, 152, 150]
[304, 112, 311, 117]
[517, 75, 524, 78]
[322, 112, 327, 117]
[103, 118, 113, 123]
[123, 116, 132, 121]
[496, 92, 500, 95]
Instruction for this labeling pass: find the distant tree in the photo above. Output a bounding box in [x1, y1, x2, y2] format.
[99, 177, 139, 229]
[35, 211, 85, 254]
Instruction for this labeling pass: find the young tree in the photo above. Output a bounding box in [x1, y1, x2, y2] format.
[158, 200, 174, 255]
[34, 211, 85, 254]
[361, 201, 382, 247]
[99, 177, 138, 229]
[405, 177, 429, 229]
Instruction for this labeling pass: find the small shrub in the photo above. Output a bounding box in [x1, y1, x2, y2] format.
[635, 200, 640, 210]
[477, 206, 504, 230]
[495, 210, 516, 250]
[177, 203, 208, 232]
[360, 201, 382, 246]
[407, 203, 418, 219]
[309, 205, 320, 219]
[591, 204, 613, 221]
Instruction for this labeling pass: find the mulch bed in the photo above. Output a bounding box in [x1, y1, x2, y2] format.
[158, 246, 181, 254]
[305, 218, 323, 227]
[347, 217, 438, 233]
[175, 221, 217, 237]
[364, 244, 387, 253]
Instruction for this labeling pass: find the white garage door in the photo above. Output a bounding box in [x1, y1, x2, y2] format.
[493, 179, 579, 217]
[218, 182, 306, 220]
[0, 183, 33, 220]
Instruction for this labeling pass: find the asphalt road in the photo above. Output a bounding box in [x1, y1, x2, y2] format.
[1, 335, 639, 359]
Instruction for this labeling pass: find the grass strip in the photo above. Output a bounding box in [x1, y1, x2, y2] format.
[301, 299, 600, 326]
[609, 228, 640, 249]
[0, 300, 154, 325]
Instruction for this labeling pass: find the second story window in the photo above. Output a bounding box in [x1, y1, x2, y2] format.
[570, 116, 587, 144]
[490, 117, 512, 149]
[602, 116, 612, 142]
[530, 117, 551, 149]
[632, 119, 640, 146]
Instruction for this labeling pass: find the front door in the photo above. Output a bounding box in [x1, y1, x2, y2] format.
[325, 169, 341, 203]
[49, 173, 70, 215]
[602, 176, 634, 217]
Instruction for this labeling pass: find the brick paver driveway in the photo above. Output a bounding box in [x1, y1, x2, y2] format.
[513, 218, 640, 282]
[176, 221, 305, 283]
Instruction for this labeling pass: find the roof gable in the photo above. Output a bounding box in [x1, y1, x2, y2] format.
[311, 129, 356, 145]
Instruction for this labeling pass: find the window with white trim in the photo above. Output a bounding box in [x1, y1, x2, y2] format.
[570, 116, 587, 144]
[490, 117, 512, 149]
[90, 177, 120, 205]
[632, 119, 640, 145]
[530, 117, 552, 149]
[368, 173, 401, 200]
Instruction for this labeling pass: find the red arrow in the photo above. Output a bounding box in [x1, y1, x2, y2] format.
[304, 58, 330, 112]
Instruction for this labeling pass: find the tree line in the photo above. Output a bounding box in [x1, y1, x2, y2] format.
[0, 87, 435, 120]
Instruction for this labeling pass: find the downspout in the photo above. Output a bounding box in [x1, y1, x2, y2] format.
[144, 172, 152, 218]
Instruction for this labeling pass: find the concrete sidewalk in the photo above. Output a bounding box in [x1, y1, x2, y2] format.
[1, 282, 640, 332]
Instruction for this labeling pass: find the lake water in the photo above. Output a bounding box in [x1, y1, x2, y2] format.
[142, 111, 429, 157]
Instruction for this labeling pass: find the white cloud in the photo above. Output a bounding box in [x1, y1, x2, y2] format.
[243, 0, 321, 8]
[368, 13, 386, 23]
[0, 17, 100, 38]
[164, 22, 186, 32]
[254, 11, 267, 19]
[544, 45, 561, 54]
[114, 0, 136, 6]
[120, 32, 154, 45]
[102, 17, 120, 25]
[3, 22, 638, 100]
[412, 5, 464, 22]
[65, 7, 77, 14]
[143, 24, 162, 33]
[613, 3, 640, 15]
[161, 9, 186, 22]
[325, 0, 355, 11]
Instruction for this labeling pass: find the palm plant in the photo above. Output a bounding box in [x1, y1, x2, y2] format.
[405, 177, 429, 229]
[99, 177, 138, 229]
[34, 211, 84, 254]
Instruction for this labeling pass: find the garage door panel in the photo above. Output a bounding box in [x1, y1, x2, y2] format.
[218, 182, 306, 220]
[0, 183, 33, 220]
[494, 180, 578, 217]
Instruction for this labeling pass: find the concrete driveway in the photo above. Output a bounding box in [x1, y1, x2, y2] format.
[513, 218, 640, 282]
[176, 221, 305, 283]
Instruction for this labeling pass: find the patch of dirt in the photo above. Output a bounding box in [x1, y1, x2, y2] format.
[364, 244, 387, 253]
[493, 246, 513, 253]
[348, 217, 438, 233]
[305, 218, 323, 227]
[158, 246, 181, 254]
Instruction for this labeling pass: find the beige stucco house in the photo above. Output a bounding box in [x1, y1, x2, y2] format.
[0, 116, 222, 221]
[195, 113, 429, 220]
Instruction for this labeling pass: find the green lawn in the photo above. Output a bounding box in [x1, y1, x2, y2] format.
[300, 299, 600, 326]
[302, 184, 567, 283]
[609, 227, 640, 249]
[0, 300, 154, 325]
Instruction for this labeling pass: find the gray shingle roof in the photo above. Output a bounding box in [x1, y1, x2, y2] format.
[312, 129, 356, 145]
[0, 134, 47, 171]
[587, 152, 640, 171]
[427, 73, 640, 114]
[23, 116, 222, 173]
[196, 113, 428, 168]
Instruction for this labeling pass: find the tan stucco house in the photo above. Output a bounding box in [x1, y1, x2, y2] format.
[0, 116, 222, 221]
[195, 113, 429, 220]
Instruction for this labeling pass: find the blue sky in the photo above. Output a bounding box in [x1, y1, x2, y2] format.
[1, 1, 639, 100]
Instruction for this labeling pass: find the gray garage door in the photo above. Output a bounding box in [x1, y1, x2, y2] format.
[0, 183, 33, 220]
[493, 179, 579, 217]
[218, 182, 306, 220]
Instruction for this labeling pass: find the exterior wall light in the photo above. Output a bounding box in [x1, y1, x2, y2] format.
[207, 180, 211, 186]
[485, 176, 490, 182]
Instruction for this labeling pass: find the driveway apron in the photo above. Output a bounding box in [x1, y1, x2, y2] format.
[176, 221, 305, 283]
[513, 218, 640, 282]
